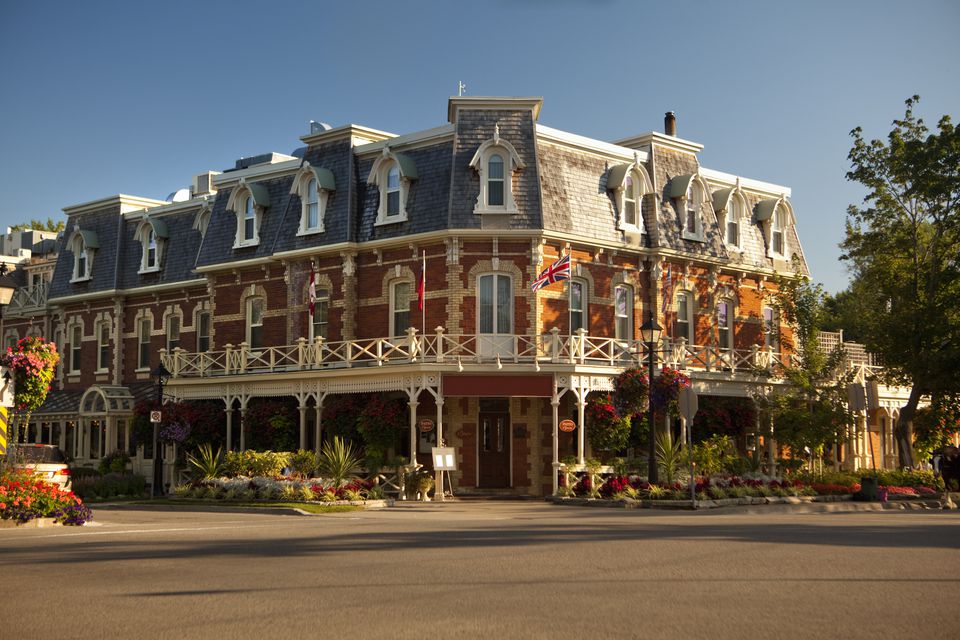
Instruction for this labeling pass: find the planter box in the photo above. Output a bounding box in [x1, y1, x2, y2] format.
[0, 517, 60, 529]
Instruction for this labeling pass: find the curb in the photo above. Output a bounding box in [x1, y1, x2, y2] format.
[94, 498, 393, 516]
[546, 495, 948, 514]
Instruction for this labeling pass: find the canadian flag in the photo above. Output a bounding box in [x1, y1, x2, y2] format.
[309, 270, 317, 317]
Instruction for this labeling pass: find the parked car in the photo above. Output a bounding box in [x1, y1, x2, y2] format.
[8, 444, 72, 490]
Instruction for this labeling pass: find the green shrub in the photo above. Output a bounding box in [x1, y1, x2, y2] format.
[289, 449, 318, 479]
[318, 437, 362, 487]
[708, 485, 727, 500]
[187, 443, 222, 480]
[222, 450, 290, 477]
[71, 473, 147, 501]
[97, 450, 130, 475]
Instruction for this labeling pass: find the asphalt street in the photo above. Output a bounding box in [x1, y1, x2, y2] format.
[1, 502, 957, 639]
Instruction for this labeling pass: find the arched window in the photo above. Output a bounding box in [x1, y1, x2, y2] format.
[469, 130, 525, 215]
[614, 284, 633, 341]
[725, 198, 740, 248]
[386, 166, 401, 217]
[368, 149, 417, 225]
[226, 179, 269, 248]
[135, 218, 167, 273]
[674, 290, 694, 344]
[569, 279, 587, 333]
[772, 207, 785, 256]
[623, 175, 638, 227]
[763, 306, 780, 351]
[311, 287, 330, 340]
[717, 299, 734, 351]
[607, 163, 651, 234]
[390, 281, 411, 337]
[96, 320, 110, 372]
[291, 163, 335, 234]
[685, 183, 701, 237]
[68, 230, 98, 282]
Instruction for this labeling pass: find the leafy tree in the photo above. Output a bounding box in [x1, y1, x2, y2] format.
[842, 96, 960, 467]
[10, 217, 64, 233]
[758, 273, 853, 462]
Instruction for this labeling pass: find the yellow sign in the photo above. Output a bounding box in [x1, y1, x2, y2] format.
[0, 407, 7, 455]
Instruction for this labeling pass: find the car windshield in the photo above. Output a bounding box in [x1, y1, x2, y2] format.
[12, 445, 66, 463]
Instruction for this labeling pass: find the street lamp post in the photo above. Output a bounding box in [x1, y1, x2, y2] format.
[640, 315, 663, 485]
[151, 362, 171, 498]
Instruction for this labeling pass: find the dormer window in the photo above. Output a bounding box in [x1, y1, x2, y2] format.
[226, 179, 270, 247]
[668, 174, 706, 241]
[607, 161, 652, 234]
[469, 126, 525, 215]
[713, 187, 744, 251]
[135, 217, 168, 273]
[368, 148, 417, 225]
[726, 198, 740, 247]
[756, 197, 793, 259]
[291, 163, 336, 235]
[68, 229, 98, 283]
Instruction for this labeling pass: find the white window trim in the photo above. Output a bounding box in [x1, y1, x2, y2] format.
[476, 272, 514, 336]
[763, 305, 780, 351]
[136, 316, 152, 372]
[389, 280, 412, 338]
[68, 232, 94, 283]
[675, 289, 695, 344]
[291, 162, 334, 236]
[309, 286, 330, 341]
[194, 303, 211, 353]
[717, 299, 735, 351]
[246, 296, 265, 348]
[717, 190, 744, 252]
[368, 148, 416, 226]
[165, 312, 182, 352]
[68, 322, 83, 375]
[226, 179, 265, 248]
[469, 128, 525, 215]
[763, 197, 793, 260]
[569, 278, 588, 334]
[95, 320, 110, 373]
[134, 220, 163, 274]
[681, 181, 706, 242]
[614, 284, 634, 342]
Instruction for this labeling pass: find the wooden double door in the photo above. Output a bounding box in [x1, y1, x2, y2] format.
[478, 399, 510, 488]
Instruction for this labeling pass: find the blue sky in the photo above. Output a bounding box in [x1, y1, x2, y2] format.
[1, 0, 957, 293]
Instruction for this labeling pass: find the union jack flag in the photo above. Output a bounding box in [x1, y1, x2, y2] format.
[531, 254, 571, 291]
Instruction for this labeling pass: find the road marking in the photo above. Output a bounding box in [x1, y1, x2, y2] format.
[39, 522, 293, 538]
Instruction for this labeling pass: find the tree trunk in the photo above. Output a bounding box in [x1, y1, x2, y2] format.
[896, 385, 924, 468]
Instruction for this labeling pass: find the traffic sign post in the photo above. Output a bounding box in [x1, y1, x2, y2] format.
[679, 387, 699, 507]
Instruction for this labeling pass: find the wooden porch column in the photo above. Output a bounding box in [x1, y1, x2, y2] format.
[239, 407, 247, 451]
[314, 402, 323, 453]
[551, 396, 560, 496]
[576, 392, 586, 466]
[298, 404, 308, 450]
[225, 407, 233, 452]
[409, 400, 419, 465]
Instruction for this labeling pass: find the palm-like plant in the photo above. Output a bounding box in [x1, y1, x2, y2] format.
[655, 430, 683, 485]
[187, 443, 222, 480]
[318, 437, 362, 487]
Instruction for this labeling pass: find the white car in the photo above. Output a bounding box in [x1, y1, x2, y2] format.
[9, 444, 72, 490]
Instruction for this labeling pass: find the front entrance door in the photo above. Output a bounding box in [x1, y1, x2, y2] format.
[478, 411, 511, 487]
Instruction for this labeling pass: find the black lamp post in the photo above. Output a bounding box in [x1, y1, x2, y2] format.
[640, 315, 663, 484]
[151, 362, 171, 498]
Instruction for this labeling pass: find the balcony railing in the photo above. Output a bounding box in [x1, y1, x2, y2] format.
[7, 282, 49, 312]
[161, 327, 800, 380]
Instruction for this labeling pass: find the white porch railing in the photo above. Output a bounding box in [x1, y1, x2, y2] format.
[8, 282, 48, 312]
[161, 326, 794, 379]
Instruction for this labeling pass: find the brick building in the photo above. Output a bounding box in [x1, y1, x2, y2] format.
[2, 96, 909, 494]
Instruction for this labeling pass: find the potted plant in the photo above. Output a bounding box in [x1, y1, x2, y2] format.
[416, 471, 434, 501]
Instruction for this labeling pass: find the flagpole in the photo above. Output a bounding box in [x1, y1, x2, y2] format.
[421, 250, 426, 335]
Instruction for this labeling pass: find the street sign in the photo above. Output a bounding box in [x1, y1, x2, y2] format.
[559, 419, 576, 433]
[678, 387, 699, 423]
[0, 366, 14, 409]
[150, 410, 162, 423]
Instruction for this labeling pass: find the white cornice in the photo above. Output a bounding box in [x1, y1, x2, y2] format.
[212, 159, 303, 188]
[63, 194, 170, 217]
[700, 167, 791, 198]
[48, 278, 208, 305]
[122, 195, 214, 219]
[613, 131, 704, 155]
[354, 124, 456, 156]
[535, 125, 649, 162]
[448, 96, 543, 123]
[193, 256, 276, 274]
[300, 124, 396, 146]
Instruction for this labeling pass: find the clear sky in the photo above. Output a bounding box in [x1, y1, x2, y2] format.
[1, 0, 957, 293]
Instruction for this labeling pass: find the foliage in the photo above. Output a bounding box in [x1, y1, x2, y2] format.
[613, 368, 649, 418]
[654, 430, 683, 485]
[322, 394, 365, 444]
[913, 395, 960, 461]
[841, 96, 960, 467]
[159, 422, 191, 444]
[317, 437, 362, 487]
[244, 399, 298, 452]
[758, 273, 854, 461]
[186, 444, 222, 480]
[0, 465, 91, 525]
[691, 396, 756, 442]
[0, 337, 58, 439]
[288, 449, 318, 479]
[97, 449, 130, 475]
[356, 395, 406, 458]
[132, 400, 225, 451]
[685, 435, 738, 477]
[584, 392, 631, 453]
[221, 450, 290, 477]
[10, 217, 64, 232]
[651, 367, 690, 420]
[71, 473, 147, 501]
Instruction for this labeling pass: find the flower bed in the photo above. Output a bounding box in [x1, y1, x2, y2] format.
[0, 470, 92, 526]
[173, 476, 386, 504]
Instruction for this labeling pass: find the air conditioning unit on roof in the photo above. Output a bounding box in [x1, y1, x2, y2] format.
[192, 171, 220, 197]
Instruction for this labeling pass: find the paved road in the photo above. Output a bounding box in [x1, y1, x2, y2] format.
[1, 502, 957, 639]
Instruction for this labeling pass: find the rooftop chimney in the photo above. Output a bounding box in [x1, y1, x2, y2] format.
[664, 112, 677, 136]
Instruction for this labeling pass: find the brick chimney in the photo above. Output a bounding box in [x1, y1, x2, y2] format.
[664, 111, 677, 136]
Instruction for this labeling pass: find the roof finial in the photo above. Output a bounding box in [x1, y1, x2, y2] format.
[458, 81, 467, 97]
